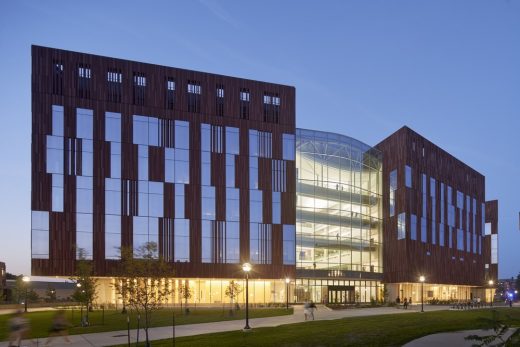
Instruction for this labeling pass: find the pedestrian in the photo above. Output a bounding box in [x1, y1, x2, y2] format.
[396, 296, 400, 305]
[45, 310, 71, 345]
[509, 299, 513, 308]
[309, 301, 317, 320]
[403, 297, 408, 309]
[7, 310, 30, 347]
[409, 297, 412, 305]
[303, 300, 310, 321]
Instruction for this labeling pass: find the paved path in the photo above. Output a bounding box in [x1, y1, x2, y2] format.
[404, 328, 518, 347]
[0, 305, 488, 347]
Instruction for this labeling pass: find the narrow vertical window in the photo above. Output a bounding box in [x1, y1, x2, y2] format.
[405, 165, 412, 188]
[187, 81, 201, 113]
[166, 78, 176, 110]
[263, 92, 280, 123]
[240, 88, 250, 119]
[397, 212, 406, 240]
[133, 72, 146, 105]
[389, 169, 397, 217]
[107, 69, 122, 103]
[52, 61, 64, 95]
[77, 64, 91, 98]
[216, 84, 225, 117]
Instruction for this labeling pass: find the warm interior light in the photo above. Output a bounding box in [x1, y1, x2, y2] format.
[285, 277, 290, 284]
[419, 276, 425, 282]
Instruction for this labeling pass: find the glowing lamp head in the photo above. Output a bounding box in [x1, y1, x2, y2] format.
[285, 277, 290, 284]
[488, 280, 494, 286]
[242, 263, 252, 273]
[419, 276, 425, 283]
[76, 283, 82, 288]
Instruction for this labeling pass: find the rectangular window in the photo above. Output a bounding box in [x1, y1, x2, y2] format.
[283, 133, 295, 161]
[105, 215, 121, 260]
[263, 92, 280, 123]
[272, 159, 287, 192]
[439, 224, 444, 246]
[201, 186, 216, 220]
[421, 217, 427, 243]
[76, 108, 93, 139]
[174, 219, 190, 261]
[107, 69, 122, 103]
[485, 222, 492, 235]
[175, 120, 190, 149]
[51, 174, 63, 212]
[283, 224, 296, 265]
[397, 212, 406, 240]
[250, 223, 271, 264]
[226, 188, 240, 222]
[133, 72, 146, 105]
[249, 189, 262, 223]
[216, 84, 225, 117]
[410, 214, 417, 240]
[77, 64, 91, 98]
[52, 61, 63, 95]
[491, 234, 498, 264]
[249, 157, 258, 189]
[240, 88, 250, 119]
[405, 165, 412, 188]
[31, 211, 49, 259]
[389, 169, 397, 217]
[187, 81, 201, 113]
[110, 142, 121, 179]
[272, 192, 281, 224]
[105, 178, 121, 215]
[226, 154, 235, 187]
[138, 145, 148, 181]
[175, 184, 185, 219]
[76, 213, 93, 259]
[52, 105, 64, 136]
[105, 112, 121, 142]
[166, 78, 176, 109]
[457, 229, 464, 251]
[46, 137, 63, 174]
[225, 127, 239, 155]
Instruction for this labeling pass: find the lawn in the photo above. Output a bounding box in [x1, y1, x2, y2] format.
[0, 307, 292, 341]
[125, 308, 520, 347]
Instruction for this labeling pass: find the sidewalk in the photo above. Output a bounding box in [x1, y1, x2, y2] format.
[404, 328, 518, 347]
[0, 305, 456, 347]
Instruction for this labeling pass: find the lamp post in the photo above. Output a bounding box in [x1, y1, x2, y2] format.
[488, 280, 494, 307]
[76, 283, 83, 325]
[22, 276, 30, 313]
[285, 278, 291, 310]
[419, 276, 425, 313]
[242, 263, 252, 331]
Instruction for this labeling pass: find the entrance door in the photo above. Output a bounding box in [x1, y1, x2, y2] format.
[327, 286, 355, 304]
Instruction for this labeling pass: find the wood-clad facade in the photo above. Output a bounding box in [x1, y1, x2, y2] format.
[31, 46, 296, 282]
[376, 126, 498, 291]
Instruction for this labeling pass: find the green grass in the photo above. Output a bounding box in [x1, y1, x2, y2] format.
[0, 307, 292, 341]
[124, 308, 520, 347]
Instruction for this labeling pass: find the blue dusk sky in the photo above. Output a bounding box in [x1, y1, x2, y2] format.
[0, 1, 519, 279]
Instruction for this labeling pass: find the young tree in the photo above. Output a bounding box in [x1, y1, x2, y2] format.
[224, 280, 243, 313]
[46, 285, 57, 303]
[12, 276, 25, 304]
[178, 282, 193, 314]
[113, 242, 174, 347]
[71, 248, 98, 326]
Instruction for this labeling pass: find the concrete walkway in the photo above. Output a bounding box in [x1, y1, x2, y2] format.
[404, 328, 518, 347]
[0, 305, 486, 347]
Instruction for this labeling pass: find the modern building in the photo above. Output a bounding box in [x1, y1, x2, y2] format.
[31, 46, 498, 306]
[294, 129, 383, 303]
[375, 126, 498, 303]
[31, 45, 296, 305]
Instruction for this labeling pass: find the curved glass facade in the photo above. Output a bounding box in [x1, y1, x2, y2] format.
[295, 129, 383, 303]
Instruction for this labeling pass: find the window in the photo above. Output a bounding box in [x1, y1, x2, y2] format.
[491, 234, 498, 264]
[282, 133, 295, 160]
[52, 105, 64, 136]
[226, 154, 235, 187]
[46, 136, 63, 174]
[457, 229, 464, 251]
[410, 214, 417, 240]
[226, 188, 240, 221]
[31, 211, 49, 259]
[105, 178, 121, 215]
[133, 73, 146, 105]
[249, 157, 258, 189]
[110, 142, 121, 179]
[249, 129, 272, 158]
[174, 219, 190, 261]
[240, 88, 250, 119]
[107, 69, 122, 103]
[283, 224, 296, 265]
[389, 169, 397, 217]
[138, 145, 148, 181]
[250, 189, 262, 223]
[272, 192, 281, 224]
[187, 81, 201, 113]
[175, 184, 185, 218]
[250, 223, 271, 264]
[175, 120, 190, 149]
[76, 108, 93, 139]
[166, 78, 176, 109]
[216, 84, 225, 117]
[225, 127, 239, 155]
[201, 186, 216, 220]
[51, 174, 63, 212]
[52, 61, 63, 95]
[77, 64, 91, 98]
[485, 222, 492, 235]
[405, 165, 412, 188]
[76, 213, 93, 259]
[421, 217, 427, 243]
[105, 215, 121, 259]
[263, 92, 280, 123]
[272, 159, 287, 192]
[397, 213, 406, 240]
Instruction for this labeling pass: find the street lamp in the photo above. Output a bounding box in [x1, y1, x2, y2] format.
[419, 276, 425, 313]
[285, 278, 290, 310]
[22, 276, 30, 313]
[242, 263, 252, 331]
[77, 283, 83, 325]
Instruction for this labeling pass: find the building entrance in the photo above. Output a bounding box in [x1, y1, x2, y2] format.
[327, 285, 355, 304]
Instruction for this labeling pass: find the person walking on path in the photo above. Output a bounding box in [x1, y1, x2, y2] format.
[403, 298, 408, 309]
[7, 310, 30, 347]
[409, 297, 412, 306]
[303, 300, 310, 321]
[309, 301, 317, 320]
[45, 310, 71, 345]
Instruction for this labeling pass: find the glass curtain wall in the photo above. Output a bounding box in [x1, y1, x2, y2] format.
[295, 129, 382, 303]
